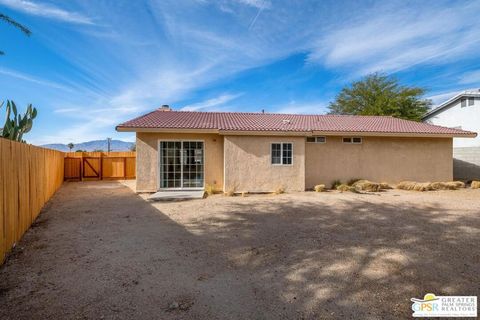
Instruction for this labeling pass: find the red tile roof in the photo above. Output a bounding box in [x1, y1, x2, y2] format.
[117, 110, 476, 137]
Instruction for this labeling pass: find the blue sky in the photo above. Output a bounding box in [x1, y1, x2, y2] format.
[1, 0, 480, 145]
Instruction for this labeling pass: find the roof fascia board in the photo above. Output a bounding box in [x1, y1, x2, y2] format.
[313, 131, 477, 138]
[116, 127, 476, 138]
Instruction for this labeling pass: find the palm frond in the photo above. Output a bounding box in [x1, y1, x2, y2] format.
[0, 13, 31, 36]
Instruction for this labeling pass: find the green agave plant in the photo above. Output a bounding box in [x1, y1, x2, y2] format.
[0, 100, 37, 142]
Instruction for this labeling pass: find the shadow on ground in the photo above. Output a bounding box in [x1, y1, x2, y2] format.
[0, 181, 478, 319]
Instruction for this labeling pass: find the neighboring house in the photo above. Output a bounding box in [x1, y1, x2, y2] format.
[423, 89, 480, 180]
[116, 105, 475, 193]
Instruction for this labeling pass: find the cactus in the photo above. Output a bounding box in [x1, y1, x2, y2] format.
[0, 100, 37, 142]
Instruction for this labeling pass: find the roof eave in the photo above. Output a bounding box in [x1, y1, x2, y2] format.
[116, 126, 477, 138]
[313, 130, 477, 138]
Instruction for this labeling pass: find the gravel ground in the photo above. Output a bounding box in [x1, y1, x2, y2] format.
[0, 180, 479, 319]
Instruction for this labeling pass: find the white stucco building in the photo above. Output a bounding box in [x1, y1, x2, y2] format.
[423, 89, 480, 179]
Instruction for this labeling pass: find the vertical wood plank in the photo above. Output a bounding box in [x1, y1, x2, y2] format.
[0, 138, 64, 265]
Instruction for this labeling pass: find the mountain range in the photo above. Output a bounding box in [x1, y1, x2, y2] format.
[41, 140, 134, 152]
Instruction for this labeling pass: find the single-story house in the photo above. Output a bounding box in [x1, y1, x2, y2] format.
[116, 105, 476, 193]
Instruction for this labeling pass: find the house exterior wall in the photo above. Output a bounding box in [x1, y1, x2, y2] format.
[305, 136, 453, 188]
[424, 97, 480, 148]
[424, 97, 480, 179]
[135, 132, 454, 193]
[223, 135, 306, 192]
[136, 132, 224, 192]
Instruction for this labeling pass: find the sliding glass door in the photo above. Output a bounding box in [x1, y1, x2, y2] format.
[159, 141, 204, 189]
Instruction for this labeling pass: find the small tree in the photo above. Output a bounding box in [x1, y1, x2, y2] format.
[67, 143, 74, 151]
[130, 143, 136, 152]
[328, 73, 431, 121]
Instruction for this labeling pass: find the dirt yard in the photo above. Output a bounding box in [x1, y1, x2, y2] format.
[1, 181, 479, 319]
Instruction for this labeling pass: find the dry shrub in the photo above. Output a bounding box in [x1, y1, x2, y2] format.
[224, 189, 235, 197]
[314, 184, 325, 192]
[472, 181, 480, 189]
[347, 178, 362, 186]
[274, 187, 285, 195]
[379, 182, 392, 189]
[352, 180, 382, 192]
[451, 181, 465, 188]
[396, 181, 433, 191]
[204, 184, 215, 196]
[397, 181, 464, 192]
[336, 184, 351, 192]
[331, 179, 342, 189]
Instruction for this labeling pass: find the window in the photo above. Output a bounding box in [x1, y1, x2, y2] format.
[271, 143, 293, 165]
[468, 97, 474, 106]
[306, 136, 326, 143]
[343, 137, 362, 144]
[461, 98, 466, 107]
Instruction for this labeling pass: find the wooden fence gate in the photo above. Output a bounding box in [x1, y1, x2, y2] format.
[64, 152, 135, 181]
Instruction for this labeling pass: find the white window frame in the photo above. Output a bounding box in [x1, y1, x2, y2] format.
[157, 139, 205, 191]
[306, 136, 326, 144]
[343, 137, 362, 144]
[271, 142, 293, 166]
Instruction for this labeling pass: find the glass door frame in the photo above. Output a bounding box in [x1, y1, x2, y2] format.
[157, 139, 205, 191]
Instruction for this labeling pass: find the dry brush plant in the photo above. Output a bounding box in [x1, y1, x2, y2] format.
[204, 184, 215, 196]
[396, 181, 465, 192]
[274, 186, 285, 195]
[471, 181, 480, 189]
[314, 184, 326, 192]
[336, 184, 353, 192]
[351, 180, 382, 192]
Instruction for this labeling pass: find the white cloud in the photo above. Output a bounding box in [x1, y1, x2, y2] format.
[0, 0, 94, 24]
[274, 100, 328, 115]
[459, 70, 480, 85]
[308, 1, 480, 75]
[237, 0, 271, 9]
[180, 93, 242, 111]
[426, 90, 461, 106]
[0, 67, 73, 91]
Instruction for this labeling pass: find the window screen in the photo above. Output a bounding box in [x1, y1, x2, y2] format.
[271, 143, 293, 165]
[343, 137, 362, 144]
[468, 97, 474, 106]
[461, 99, 466, 107]
[271, 143, 281, 164]
[282, 143, 292, 165]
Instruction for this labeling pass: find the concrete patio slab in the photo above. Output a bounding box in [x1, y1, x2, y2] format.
[148, 190, 205, 201]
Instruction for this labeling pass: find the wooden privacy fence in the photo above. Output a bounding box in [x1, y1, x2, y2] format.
[0, 138, 64, 264]
[64, 152, 136, 180]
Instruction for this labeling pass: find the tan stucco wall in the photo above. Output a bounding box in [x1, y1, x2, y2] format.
[223, 135, 305, 192]
[305, 136, 453, 189]
[136, 132, 224, 192]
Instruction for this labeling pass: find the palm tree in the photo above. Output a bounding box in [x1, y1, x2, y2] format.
[67, 143, 74, 152]
[0, 13, 31, 55]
